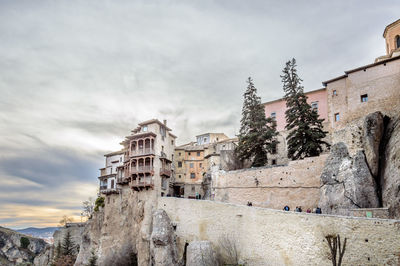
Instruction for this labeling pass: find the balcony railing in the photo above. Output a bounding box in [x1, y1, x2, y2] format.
[131, 165, 154, 174]
[160, 168, 172, 177]
[130, 177, 154, 190]
[130, 148, 155, 157]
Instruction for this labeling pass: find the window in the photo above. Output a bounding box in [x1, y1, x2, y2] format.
[311, 102, 318, 111]
[188, 152, 191, 156]
[171, 140, 174, 145]
[334, 113, 340, 122]
[111, 179, 114, 189]
[190, 173, 195, 179]
[190, 163, 194, 168]
[271, 145, 277, 154]
[204, 137, 207, 143]
[397, 35, 400, 48]
[178, 161, 182, 168]
[361, 94, 368, 102]
[197, 151, 201, 156]
[178, 152, 181, 156]
[191, 186, 195, 192]
[199, 163, 202, 168]
[161, 146, 164, 152]
[178, 175, 182, 178]
[142, 126, 148, 132]
[270, 112, 276, 120]
[272, 159, 277, 165]
[333, 90, 337, 96]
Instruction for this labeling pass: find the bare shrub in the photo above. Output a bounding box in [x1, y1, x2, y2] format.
[325, 234, 347, 266]
[218, 234, 240, 265]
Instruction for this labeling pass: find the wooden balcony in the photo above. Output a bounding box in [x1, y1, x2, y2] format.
[130, 148, 155, 157]
[116, 177, 130, 185]
[99, 187, 119, 195]
[131, 166, 154, 174]
[130, 177, 154, 191]
[160, 168, 172, 177]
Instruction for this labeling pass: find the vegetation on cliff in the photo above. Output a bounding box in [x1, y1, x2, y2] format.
[281, 58, 329, 160]
[236, 77, 278, 167]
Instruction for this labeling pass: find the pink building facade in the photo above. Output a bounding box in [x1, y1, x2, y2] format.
[263, 88, 328, 132]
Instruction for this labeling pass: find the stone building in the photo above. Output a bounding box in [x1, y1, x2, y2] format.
[172, 133, 234, 199]
[263, 88, 329, 165]
[98, 119, 176, 197]
[98, 150, 124, 195]
[323, 19, 400, 131]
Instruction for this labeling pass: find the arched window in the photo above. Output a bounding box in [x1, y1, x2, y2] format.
[396, 35, 400, 49]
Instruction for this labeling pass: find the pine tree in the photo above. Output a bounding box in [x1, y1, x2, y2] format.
[236, 77, 278, 167]
[86, 249, 98, 266]
[55, 241, 62, 259]
[281, 58, 329, 160]
[61, 231, 76, 256]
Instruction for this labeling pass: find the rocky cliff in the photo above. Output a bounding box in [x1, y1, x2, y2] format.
[320, 111, 400, 218]
[0, 226, 48, 265]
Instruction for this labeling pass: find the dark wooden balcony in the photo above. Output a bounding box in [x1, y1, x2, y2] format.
[130, 177, 154, 191]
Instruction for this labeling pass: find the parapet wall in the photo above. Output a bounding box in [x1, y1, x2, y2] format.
[212, 155, 328, 211]
[158, 197, 400, 266]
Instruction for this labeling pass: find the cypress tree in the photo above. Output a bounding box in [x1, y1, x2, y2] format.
[281, 58, 329, 160]
[236, 77, 278, 167]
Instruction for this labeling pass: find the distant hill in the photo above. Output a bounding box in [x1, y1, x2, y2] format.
[16, 227, 60, 239]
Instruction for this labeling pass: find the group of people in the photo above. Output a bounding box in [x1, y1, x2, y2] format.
[283, 205, 322, 214]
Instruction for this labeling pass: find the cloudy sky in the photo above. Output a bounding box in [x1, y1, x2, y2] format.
[0, 0, 398, 228]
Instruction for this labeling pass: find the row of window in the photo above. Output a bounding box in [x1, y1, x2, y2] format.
[269, 102, 319, 119]
[177, 173, 196, 179]
[177, 162, 203, 168]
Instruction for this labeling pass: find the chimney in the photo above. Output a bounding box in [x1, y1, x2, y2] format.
[163, 119, 167, 126]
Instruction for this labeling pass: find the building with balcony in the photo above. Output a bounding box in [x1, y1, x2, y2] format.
[98, 150, 125, 195]
[120, 119, 176, 196]
[173, 133, 235, 199]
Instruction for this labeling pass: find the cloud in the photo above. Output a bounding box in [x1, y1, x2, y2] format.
[0, 0, 399, 227]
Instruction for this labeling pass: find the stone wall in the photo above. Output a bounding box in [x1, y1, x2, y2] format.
[159, 197, 400, 266]
[212, 155, 328, 211]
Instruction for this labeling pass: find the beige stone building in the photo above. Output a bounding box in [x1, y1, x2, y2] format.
[172, 133, 234, 198]
[323, 19, 400, 131]
[98, 119, 176, 197]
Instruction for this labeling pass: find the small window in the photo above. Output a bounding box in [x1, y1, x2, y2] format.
[271, 112, 276, 119]
[197, 151, 201, 156]
[361, 94, 368, 102]
[190, 163, 194, 168]
[204, 138, 207, 143]
[142, 126, 148, 132]
[178, 162, 182, 168]
[161, 146, 164, 152]
[272, 159, 277, 165]
[190, 173, 195, 179]
[178, 152, 181, 156]
[191, 186, 195, 191]
[334, 113, 340, 122]
[199, 163, 202, 168]
[333, 90, 337, 96]
[171, 140, 174, 145]
[178, 175, 182, 178]
[396, 35, 400, 49]
[311, 102, 318, 111]
[188, 152, 191, 156]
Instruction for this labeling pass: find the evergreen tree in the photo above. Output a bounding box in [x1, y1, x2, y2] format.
[281, 58, 329, 160]
[61, 231, 76, 256]
[55, 241, 62, 259]
[236, 77, 278, 167]
[86, 250, 97, 266]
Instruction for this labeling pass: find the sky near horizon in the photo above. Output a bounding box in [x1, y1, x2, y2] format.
[0, 0, 398, 228]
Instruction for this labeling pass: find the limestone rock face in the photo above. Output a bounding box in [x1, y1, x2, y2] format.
[363, 111, 384, 177]
[0, 226, 48, 265]
[319, 142, 380, 215]
[186, 241, 218, 266]
[150, 209, 178, 266]
[381, 116, 400, 219]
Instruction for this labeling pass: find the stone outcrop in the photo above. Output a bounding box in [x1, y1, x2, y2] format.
[150, 209, 179, 266]
[381, 115, 400, 219]
[186, 241, 218, 266]
[0, 226, 48, 265]
[362, 111, 384, 177]
[319, 142, 380, 215]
